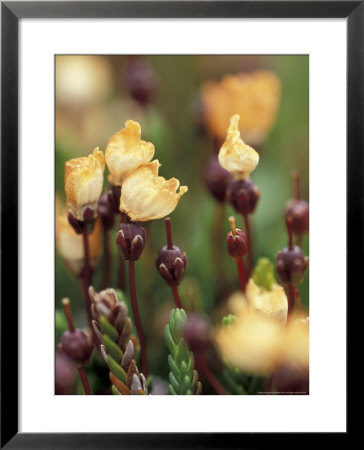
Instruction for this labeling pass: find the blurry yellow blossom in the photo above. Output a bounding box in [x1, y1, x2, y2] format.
[247, 279, 288, 323]
[105, 120, 155, 186]
[65, 148, 105, 220]
[56, 215, 101, 276]
[215, 308, 308, 374]
[201, 70, 281, 145]
[218, 115, 259, 180]
[119, 160, 188, 221]
[56, 56, 113, 106]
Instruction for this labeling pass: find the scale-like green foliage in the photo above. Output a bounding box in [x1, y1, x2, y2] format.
[165, 308, 202, 395]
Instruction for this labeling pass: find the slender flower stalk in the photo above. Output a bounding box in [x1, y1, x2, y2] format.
[243, 213, 253, 276]
[199, 355, 228, 395]
[101, 228, 111, 289]
[228, 216, 248, 293]
[61, 299, 92, 395]
[128, 260, 148, 377]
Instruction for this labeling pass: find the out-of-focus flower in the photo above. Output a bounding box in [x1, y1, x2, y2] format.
[246, 279, 288, 323]
[65, 148, 105, 221]
[215, 309, 308, 374]
[105, 120, 155, 186]
[218, 115, 259, 180]
[123, 57, 159, 105]
[119, 160, 188, 221]
[55, 351, 76, 395]
[201, 70, 281, 146]
[56, 55, 113, 106]
[56, 215, 101, 276]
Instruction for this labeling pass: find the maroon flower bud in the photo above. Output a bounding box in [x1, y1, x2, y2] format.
[156, 245, 188, 286]
[97, 193, 115, 230]
[276, 245, 308, 287]
[55, 351, 76, 395]
[226, 178, 260, 215]
[116, 221, 146, 261]
[60, 329, 93, 367]
[203, 155, 233, 203]
[272, 363, 309, 394]
[182, 313, 211, 354]
[67, 208, 95, 235]
[226, 228, 248, 258]
[123, 57, 158, 105]
[107, 185, 121, 214]
[284, 199, 309, 235]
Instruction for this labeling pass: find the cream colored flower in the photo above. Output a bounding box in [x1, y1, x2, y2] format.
[201, 70, 281, 145]
[218, 115, 259, 180]
[56, 215, 101, 276]
[246, 279, 288, 323]
[105, 120, 155, 186]
[119, 160, 188, 221]
[65, 148, 105, 220]
[215, 309, 309, 375]
[215, 308, 285, 374]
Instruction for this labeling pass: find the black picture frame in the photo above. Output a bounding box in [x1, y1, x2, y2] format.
[1, 1, 357, 447]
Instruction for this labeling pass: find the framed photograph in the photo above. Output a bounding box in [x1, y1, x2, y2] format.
[1, 1, 356, 447]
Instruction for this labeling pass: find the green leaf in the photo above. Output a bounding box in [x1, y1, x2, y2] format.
[99, 316, 118, 342]
[103, 334, 123, 363]
[252, 257, 276, 291]
[106, 355, 127, 383]
[222, 314, 237, 327]
[112, 385, 122, 395]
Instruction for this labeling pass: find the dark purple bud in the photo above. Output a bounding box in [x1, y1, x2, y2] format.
[226, 178, 260, 215]
[107, 185, 121, 214]
[226, 228, 248, 258]
[60, 329, 93, 367]
[272, 363, 309, 395]
[284, 199, 309, 235]
[182, 313, 211, 354]
[156, 245, 188, 286]
[203, 155, 233, 203]
[97, 193, 115, 230]
[123, 57, 158, 105]
[55, 352, 76, 395]
[276, 245, 308, 287]
[116, 222, 146, 261]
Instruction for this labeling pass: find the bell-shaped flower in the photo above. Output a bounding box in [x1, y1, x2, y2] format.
[218, 114, 259, 180]
[65, 148, 105, 221]
[105, 120, 155, 186]
[119, 160, 188, 222]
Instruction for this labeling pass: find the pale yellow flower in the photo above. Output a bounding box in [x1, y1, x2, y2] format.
[201, 70, 281, 145]
[65, 148, 105, 220]
[215, 307, 309, 375]
[119, 160, 188, 221]
[105, 120, 155, 186]
[56, 215, 101, 276]
[246, 279, 288, 323]
[218, 115, 259, 180]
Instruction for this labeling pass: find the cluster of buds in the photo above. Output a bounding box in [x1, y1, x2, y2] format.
[156, 218, 188, 287]
[89, 287, 148, 395]
[116, 217, 146, 261]
[276, 218, 308, 288]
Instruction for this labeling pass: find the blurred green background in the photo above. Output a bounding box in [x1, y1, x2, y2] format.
[56, 55, 309, 382]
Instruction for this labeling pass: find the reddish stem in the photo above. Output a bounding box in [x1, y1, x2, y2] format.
[200, 355, 227, 395]
[129, 260, 148, 377]
[287, 284, 295, 317]
[286, 216, 293, 249]
[292, 171, 301, 200]
[81, 228, 93, 328]
[101, 228, 111, 289]
[294, 287, 303, 314]
[171, 284, 183, 309]
[77, 368, 92, 395]
[243, 214, 253, 276]
[235, 257, 247, 293]
[165, 217, 173, 249]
